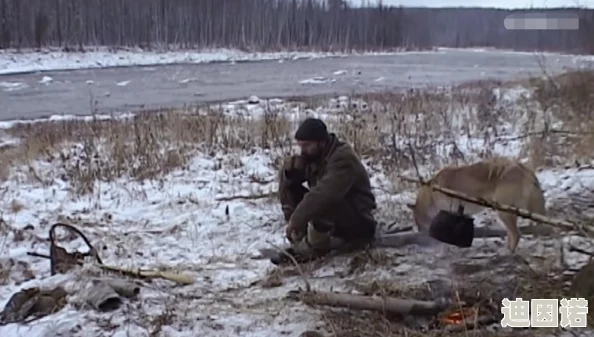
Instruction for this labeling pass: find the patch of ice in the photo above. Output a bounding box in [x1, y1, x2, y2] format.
[178, 78, 196, 84]
[0, 138, 19, 148]
[38, 76, 53, 84]
[299, 76, 336, 84]
[0, 81, 28, 92]
[0, 81, 25, 88]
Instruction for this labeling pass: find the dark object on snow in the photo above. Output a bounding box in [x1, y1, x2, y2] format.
[82, 279, 141, 313]
[264, 238, 371, 266]
[267, 246, 324, 265]
[84, 280, 122, 312]
[49, 223, 103, 275]
[429, 205, 475, 248]
[284, 167, 307, 186]
[0, 286, 68, 325]
[299, 331, 326, 337]
[255, 247, 312, 265]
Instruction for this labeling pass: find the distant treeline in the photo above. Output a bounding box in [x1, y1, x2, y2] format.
[1, 0, 593, 54]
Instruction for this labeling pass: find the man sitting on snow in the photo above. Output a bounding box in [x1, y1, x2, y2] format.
[273, 118, 378, 264]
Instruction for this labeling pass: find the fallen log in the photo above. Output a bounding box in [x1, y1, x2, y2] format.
[374, 232, 438, 248]
[401, 176, 593, 236]
[374, 227, 511, 249]
[287, 289, 449, 316]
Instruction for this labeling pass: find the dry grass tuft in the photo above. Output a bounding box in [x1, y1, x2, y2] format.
[148, 307, 176, 337]
[1, 71, 593, 197]
[345, 250, 393, 275]
[2, 108, 295, 194]
[260, 268, 285, 288]
[522, 69, 594, 166]
[8, 199, 24, 213]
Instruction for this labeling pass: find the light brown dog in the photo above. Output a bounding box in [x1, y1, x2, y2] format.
[410, 157, 546, 253]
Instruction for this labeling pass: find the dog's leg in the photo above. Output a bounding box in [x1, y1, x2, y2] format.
[497, 210, 520, 253]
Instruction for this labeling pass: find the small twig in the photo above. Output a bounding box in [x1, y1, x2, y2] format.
[321, 311, 339, 337]
[560, 240, 569, 270]
[382, 225, 413, 234]
[568, 245, 594, 257]
[493, 129, 594, 143]
[215, 192, 276, 202]
[27, 252, 55, 260]
[265, 240, 312, 292]
[453, 290, 470, 337]
[406, 142, 424, 182]
[248, 176, 275, 185]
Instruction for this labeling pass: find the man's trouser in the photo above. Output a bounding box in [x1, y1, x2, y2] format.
[280, 181, 376, 251]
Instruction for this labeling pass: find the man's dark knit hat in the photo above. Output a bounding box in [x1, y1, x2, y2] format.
[294, 118, 329, 142]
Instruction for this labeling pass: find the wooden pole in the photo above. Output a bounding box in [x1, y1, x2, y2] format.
[401, 176, 593, 236]
[287, 290, 449, 316]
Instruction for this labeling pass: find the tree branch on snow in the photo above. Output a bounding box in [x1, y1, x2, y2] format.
[287, 289, 449, 316]
[568, 245, 594, 257]
[400, 175, 594, 236]
[215, 192, 276, 202]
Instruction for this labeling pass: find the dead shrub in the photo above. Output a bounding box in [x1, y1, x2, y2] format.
[522, 70, 594, 167]
[0, 82, 557, 195]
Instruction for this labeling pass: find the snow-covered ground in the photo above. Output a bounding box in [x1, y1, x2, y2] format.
[436, 47, 594, 60]
[1, 87, 594, 337]
[0, 47, 431, 75]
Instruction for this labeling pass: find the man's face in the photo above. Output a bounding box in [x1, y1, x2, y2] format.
[297, 140, 324, 161]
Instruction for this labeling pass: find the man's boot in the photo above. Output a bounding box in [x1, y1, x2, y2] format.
[270, 222, 334, 265]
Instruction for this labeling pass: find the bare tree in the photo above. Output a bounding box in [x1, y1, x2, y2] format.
[0, 0, 592, 54]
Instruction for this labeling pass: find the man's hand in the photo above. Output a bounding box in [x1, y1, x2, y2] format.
[285, 220, 306, 243]
[282, 155, 307, 184]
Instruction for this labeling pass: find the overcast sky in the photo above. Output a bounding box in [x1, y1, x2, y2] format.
[347, 0, 593, 8]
